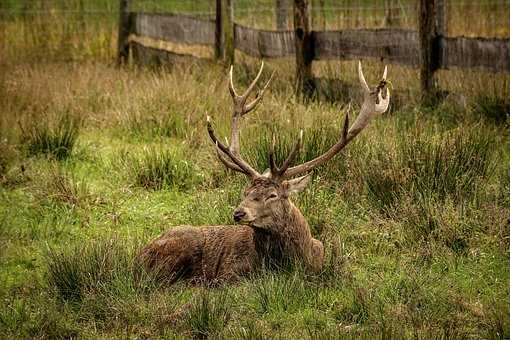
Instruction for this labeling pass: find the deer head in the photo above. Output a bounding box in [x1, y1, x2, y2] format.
[207, 61, 390, 231]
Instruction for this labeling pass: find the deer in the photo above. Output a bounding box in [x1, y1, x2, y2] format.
[138, 61, 390, 283]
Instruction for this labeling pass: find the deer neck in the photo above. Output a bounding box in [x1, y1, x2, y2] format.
[252, 201, 315, 267]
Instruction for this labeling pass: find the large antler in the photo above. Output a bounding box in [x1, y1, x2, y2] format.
[278, 61, 390, 179]
[207, 62, 273, 178]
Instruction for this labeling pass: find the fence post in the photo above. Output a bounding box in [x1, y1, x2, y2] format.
[418, 0, 444, 103]
[293, 0, 314, 98]
[215, 0, 222, 60]
[118, 0, 131, 65]
[222, 0, 235, 65]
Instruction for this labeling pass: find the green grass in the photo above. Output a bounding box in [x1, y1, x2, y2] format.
[121, 110, 187, 140]
[183, 289, 232, 339]
[45, 236, 154, 302]
[123, 146, 205, 190]
[361, 124, 495, 212]
[20, 114, 80, 161]
[473, 95, 510, 125]
[1, 4, 510, 337]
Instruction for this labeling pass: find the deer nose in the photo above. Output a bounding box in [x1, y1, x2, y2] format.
[233, 210, 246, 222]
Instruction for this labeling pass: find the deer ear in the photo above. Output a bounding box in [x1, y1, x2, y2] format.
[283, 174, 311, 195]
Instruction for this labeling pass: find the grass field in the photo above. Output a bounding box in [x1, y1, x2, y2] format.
[1, 1, 510, 339]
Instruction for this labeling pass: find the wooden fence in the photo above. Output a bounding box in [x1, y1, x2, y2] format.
[118, 0, 510, 99]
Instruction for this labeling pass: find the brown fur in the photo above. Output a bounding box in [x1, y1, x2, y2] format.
[138, 177, 324, 283]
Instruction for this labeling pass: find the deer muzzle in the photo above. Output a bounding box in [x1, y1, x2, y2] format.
[233, 209, 247, 222]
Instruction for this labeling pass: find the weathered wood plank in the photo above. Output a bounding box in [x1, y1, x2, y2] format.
[234, 24, 295, 58]
[133, 12, 215, 46]
[130, 40, 207, 66]
[441, 36, 510, 73]
[314, 28, 419, 66]
[131, 12, 510, 75]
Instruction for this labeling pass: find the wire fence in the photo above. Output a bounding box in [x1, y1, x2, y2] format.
[1, 0, 509, 62]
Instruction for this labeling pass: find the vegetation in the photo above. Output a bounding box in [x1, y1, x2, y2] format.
[20, 114, 80, 160]
[128, 146, 205, 190]
[0, 0, 509, 338]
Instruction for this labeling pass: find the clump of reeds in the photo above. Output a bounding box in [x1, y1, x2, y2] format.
[21, 114, 79, 160]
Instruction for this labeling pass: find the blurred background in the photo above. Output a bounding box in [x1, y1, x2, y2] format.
[1, 0, 509, 60]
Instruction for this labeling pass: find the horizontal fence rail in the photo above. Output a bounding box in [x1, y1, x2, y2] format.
[133, 12, 215, 46]
[313, 28, 419, 66]
[118, 0, 510, 99]
[441, 36, 510, 73]
[129, 12, 510, 73]
[130, 40, 207, 65]
[234, 24, 295, 58]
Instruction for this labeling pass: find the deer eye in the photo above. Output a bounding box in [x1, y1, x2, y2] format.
[266, 193, 278, 201]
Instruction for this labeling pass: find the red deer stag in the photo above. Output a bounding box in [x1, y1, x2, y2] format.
[139, 61, 390, 283]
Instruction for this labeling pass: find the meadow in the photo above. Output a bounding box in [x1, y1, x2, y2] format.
[0, 0, 509, 338]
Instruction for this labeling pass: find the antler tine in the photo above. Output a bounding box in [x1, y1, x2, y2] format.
[244, 70, 275, 114]
[242, 61, 265, 102]
[215, 142, 244, 173]
[229, 62, 272, 157]
[280, 62, 390, 179]
[228, 65, 239, 99]
[206, 116, 259, 178]
[341, 112, 349, 143]
[278, 130, 302, 175]
[375, 86, 390, 113]
[281, 114, 350, 179]
[267, 130, 303, 179]
[208, 62, 273, 178]
[358, 61, 370, 94]
[268, 135, 278, 176]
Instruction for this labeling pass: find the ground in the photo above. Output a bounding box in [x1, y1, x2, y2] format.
[0, 1, 510, 338]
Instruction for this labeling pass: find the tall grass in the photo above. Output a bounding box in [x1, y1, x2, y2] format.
[0, 138, 22, 186]
[360, 125, 495, 212]
[472, 95, 510, 125]
[31, 165, 89, 209]
[1, 5, 509, 337]
[125, 146, 205, 190]
[253, 270, 317, 314]
[182, 289, 232, 339]
[122, 111, 187, 140]
[20, 114, 79, 160]
[46, 237, 155, 302]
[400, 127, 494, 199]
